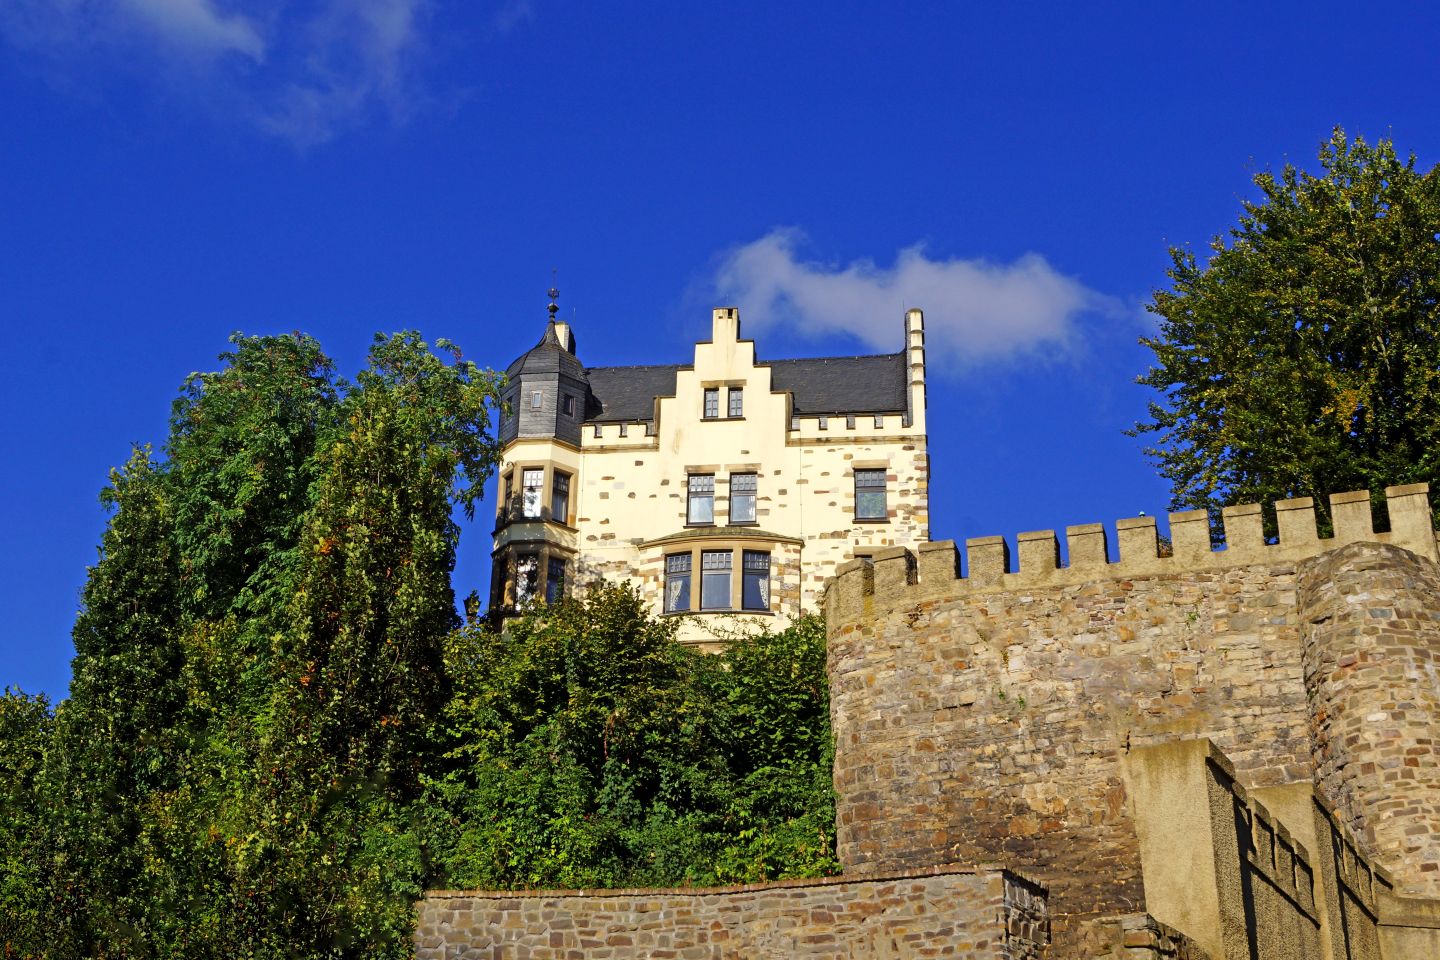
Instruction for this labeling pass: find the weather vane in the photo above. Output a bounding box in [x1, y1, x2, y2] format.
[548, 269, 559, 322]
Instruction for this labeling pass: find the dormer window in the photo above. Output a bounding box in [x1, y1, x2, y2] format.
[562, 394, 576, 417]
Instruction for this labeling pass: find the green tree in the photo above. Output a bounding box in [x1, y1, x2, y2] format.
[236, 332, 502, 956]
[41, 447, 186, 957]
[0, 688, 52, 958]
[424, 592, 838, 891]
[1135, 128, 1440, 525]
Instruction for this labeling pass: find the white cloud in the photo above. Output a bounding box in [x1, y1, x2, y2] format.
[712, 228, 1122, 368]
[0, 0, 447, 147]
[118, 0, 265, 61]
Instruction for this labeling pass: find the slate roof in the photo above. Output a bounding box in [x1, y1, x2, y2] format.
[764, 353, 908, 415]
[506, 323, 588, 380]
[583, 352, 908, 422]
[585, 364, 684, 422]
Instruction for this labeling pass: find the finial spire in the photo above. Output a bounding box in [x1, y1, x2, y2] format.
[547, 269, 559, 323]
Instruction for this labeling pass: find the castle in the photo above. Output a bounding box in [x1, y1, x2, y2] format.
[488, 298, 930, 644]
[423, 483, 1440, 959]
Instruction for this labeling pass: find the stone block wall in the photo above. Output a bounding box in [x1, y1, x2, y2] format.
[1299, 541, 1440, 897]
[414, 866, 1048, 960]
[823, 485, 1440, 955]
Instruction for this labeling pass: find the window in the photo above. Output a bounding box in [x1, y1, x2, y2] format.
[618, 423, 628, 437]
[502, 472, 513, 516]
[687, 474, 714, 524]
[730, 473, 757, 524]
[742, 551, 770, 610]
[817, 416, 828, 430]
[701, 550, 731, 609]
[665, 553, 692, 612]
[855, 469, 888, 520]
[703, 388, 720, 419]
[846, 415, 856, 430]
[728, 387, 743, 418]
[515, 555, 538, 605]
[593, 424, 602, 438]
[790, 415, 799, 431]
[546, 557, 566, 603]
[530, 390, 543, 410]
[521, 468, 543, 518]
[562, 394, 576, 417]
[874, 415, 884, 429]
[551, 471, 570, 523]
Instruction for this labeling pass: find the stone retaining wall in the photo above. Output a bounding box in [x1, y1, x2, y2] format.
[414, 866, 1047, 960]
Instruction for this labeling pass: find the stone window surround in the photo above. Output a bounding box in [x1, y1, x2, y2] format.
[498, 542, 574, 610]
[685, 467, 765, 528]
[852, 461, 891, 524]
[497, 460, 577, 529]
[700, 379, 747, 421]
[656, 535, 782, 615]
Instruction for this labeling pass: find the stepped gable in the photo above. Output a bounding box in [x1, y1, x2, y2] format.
[826, 483, 1438, 616]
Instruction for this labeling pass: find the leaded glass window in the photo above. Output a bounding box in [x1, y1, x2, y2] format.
[665, 553, 691, 613]
[742, 550, 770, 611]
[701, 550, 731, 610]
[687, 474, 714, 524]
[855, 468, 887, 520]
[551, 471, 570, 523]
[515, 555, 538, 605]
[730, 473, 757, 523]
[546, 557, 566, 603]
[522, 468, 543, 518]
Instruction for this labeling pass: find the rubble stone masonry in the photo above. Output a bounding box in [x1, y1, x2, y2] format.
[824, 484, 1440, 954]
[414, 866, 1048, 960]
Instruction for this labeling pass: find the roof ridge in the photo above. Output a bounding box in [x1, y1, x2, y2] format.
[760, 351, 906, 365]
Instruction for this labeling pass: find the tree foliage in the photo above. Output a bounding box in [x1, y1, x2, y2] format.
[1135, 128, 1440, 525]
[424, 587, 838, 890]
[0, 329, 838, 958]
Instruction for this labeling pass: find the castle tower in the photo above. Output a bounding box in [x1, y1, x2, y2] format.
[490, 289, 588, 613]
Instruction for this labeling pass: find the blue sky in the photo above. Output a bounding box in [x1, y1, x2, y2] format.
[3, 2, 1437, 700]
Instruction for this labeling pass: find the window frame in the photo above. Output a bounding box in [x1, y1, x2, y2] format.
[562, 394, 576, 417]
[514, 553, 539, 605]
[520, 468, 544, 518]
[854, 468, 888, 522]
[741, 550, 770, 611]
[728, 387, 744, 418]
[545, 556, 567, 604]
[687, 474, 715, 526]
[703, 388, 720, 419]
[530, 390, 543, 410]
[729, 472, 757, 525]
[700, 550, 732, 610]
[550, 471, 571, 524]
[665, 553, 692, 613]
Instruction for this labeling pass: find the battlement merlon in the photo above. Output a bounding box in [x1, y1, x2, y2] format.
[825, 484, 1437, 621]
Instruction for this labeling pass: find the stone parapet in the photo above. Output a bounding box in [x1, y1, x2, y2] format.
[825, 485, 1435, 624]
[414, 864, 1048, 959]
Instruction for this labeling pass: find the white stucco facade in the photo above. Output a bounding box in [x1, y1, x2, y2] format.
[491, 306, 930, 645]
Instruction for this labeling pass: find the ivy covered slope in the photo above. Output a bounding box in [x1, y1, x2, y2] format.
[0, 331, 837, 960]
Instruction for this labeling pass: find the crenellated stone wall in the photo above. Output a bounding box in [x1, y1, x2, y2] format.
[823, 484, 1440, 956]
